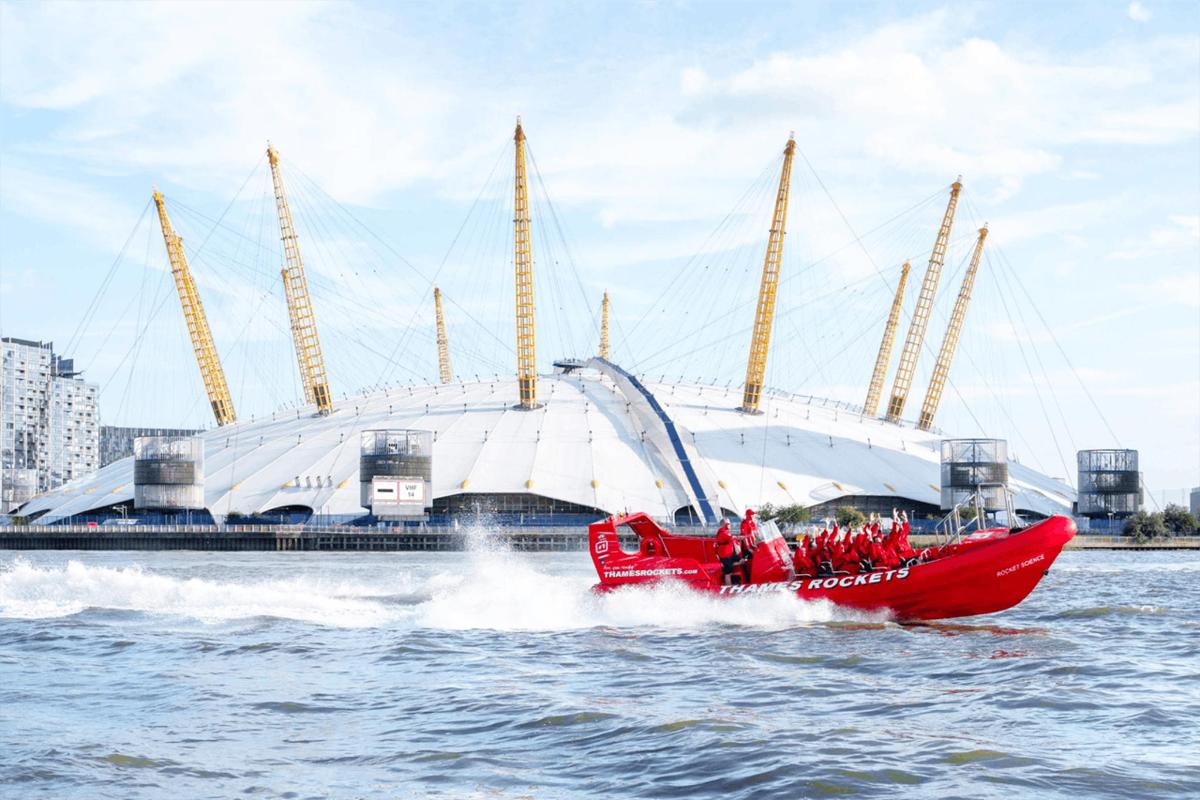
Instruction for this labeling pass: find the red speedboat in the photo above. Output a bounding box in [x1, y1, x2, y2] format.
[588, 511, 1076, 621]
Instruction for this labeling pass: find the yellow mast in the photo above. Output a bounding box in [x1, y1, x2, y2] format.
[152, 190, 237, 426]
[863, 261, 910, 417]
[267, 143, 333, 415]
[513, 117, 538, 409]
[741, 134, 796, 414]
[917, 225, 988, 431]
[599, 291, 610, 360]
[884, 176, 963, 423]
[434, 286, 453, 384]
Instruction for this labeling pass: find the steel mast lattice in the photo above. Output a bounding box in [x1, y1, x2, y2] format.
[267, 143, 332, 415]
[863, 261, 910, 417]
[884, 176, 963, 423]
[741, 135, 796, 414]
[152, 190, 237, 426]
[434, 286, 453, 384]
[513, 118, 539, 409]
[599, 291, 610, 360]
[918, 225, 988, 431]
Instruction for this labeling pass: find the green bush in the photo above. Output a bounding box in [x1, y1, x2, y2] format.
[759, 503, 809, 528]
[834, 506, 867, 529]
[1124, 510, 1167, 543]
[1123, 506, 1198, 542]
[1161, 504, 1199, 536]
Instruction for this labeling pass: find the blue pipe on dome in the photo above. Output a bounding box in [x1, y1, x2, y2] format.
[595, 358, 717, 525]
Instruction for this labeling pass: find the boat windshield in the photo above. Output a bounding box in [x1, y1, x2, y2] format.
[757, 519, 783, 542]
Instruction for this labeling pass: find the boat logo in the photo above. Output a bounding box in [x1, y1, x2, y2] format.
[719, 568, 911, 595]
[995, 553, 1045, 578]
[603, 567, 697, 579]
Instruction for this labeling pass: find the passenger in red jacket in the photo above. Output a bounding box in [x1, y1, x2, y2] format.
[738, 509, 758, 583]
[853, 531, 871, 571]
[792, 536, 814, 576]
[715, 520, 738, 586]
[816, 531, 838, 575]
[891, 509, 917, 563]
[830, 536, 855, 574]
[740, 508, 758, 538]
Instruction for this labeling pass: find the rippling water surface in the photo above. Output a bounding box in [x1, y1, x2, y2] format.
[1, 540, 1197, 799]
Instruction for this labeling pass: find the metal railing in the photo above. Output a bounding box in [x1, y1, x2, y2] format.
[933, 483, 1017, 547]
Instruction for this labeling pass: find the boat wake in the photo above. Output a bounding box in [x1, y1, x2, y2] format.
[0, 548, 885, 631]
[0, 558, 402, 627]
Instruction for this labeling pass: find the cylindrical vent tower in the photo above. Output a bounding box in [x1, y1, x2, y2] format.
[133, 436, 204, 510]
[941, 438, 1008, 511]
[1076, 449, 1141, 518]
[360, 429, 433, 518]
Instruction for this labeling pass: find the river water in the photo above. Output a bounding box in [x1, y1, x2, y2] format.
[0, 542, 1197, 799]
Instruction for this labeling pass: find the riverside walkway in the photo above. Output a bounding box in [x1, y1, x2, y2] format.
[0, 526, 1196, 552]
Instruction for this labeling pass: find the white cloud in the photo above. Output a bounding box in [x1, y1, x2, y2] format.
[1110, 214, 1200, 259]
[0, 161, 144, 252]
[1128, 2, 1153, 23]
[3, 3, 1196, 231]
[985, 198, 1115, 244]
[680, 67, 709, 96]
[703, 19, 1196, 200]
[0, 1, 457, 202]
[1120, 273, 1200, 309]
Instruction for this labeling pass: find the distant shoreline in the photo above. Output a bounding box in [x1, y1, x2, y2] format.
[0, 526, 1197, 552]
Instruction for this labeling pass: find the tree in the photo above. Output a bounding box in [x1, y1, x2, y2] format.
[758, 503, 810, 529]
[1161, 504, 1198, 537]
[834, 506, 866, 529]
[1124, 511, 1167, 543]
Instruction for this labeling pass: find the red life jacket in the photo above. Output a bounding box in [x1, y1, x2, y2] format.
[715, 528, 735, 559]
[854, 533, 868, 560]
[870, 540, 887, 566]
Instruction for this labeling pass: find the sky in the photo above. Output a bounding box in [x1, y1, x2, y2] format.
[1, 0, 1197, 499]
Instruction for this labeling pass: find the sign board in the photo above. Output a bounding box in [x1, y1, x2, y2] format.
[370, 476, 426, 518]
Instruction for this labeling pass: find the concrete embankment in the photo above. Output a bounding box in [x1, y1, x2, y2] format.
[1, 526, 1197, 552]
[0, 525, 629, 552]
[907, 534, 1200, 551]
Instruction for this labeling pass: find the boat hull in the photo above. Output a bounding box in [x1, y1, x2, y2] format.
[590, 514, 1076, 622]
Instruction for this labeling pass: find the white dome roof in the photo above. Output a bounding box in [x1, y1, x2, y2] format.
[22, 364, 1074, 523]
